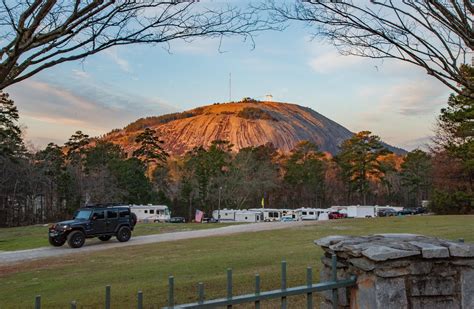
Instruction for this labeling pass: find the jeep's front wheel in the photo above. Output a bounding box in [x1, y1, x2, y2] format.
[67, 230, 85, 248]
[116, 226, 131, 242]
[98, 235, 112, 241]
[49, 236, 66, 247]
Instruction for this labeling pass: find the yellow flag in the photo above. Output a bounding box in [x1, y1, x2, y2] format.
[261, 197, 265, 208]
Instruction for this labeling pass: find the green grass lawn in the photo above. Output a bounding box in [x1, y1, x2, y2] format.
[0, 215, 473, 308]
[0, 222, 238, 251]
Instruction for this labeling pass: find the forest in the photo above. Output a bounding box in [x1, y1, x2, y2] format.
[0, 66, 472, 226]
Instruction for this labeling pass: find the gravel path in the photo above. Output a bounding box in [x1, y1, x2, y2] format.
[0, 221, 316, 265]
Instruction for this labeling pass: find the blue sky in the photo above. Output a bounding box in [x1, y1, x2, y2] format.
[7, 13, 450, 151]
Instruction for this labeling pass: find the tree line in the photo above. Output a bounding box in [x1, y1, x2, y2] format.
[1, 69, 472, 226]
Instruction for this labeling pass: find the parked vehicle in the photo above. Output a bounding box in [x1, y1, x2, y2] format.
[377, 208, 397, 217]
[414, 207, 427, 215]
[249, 208, 282, 222]
[130, 205, 170, 222]
[281, 216, 295, 222]
[213, 209, 263, 222]
[170, 217, 186, 223]
[329, 212, 346, 219]
[397, 208, 415, 216]
[347, 206, 375, 218]
[48, 204, 136, 248]
[295, 208, 327, 220]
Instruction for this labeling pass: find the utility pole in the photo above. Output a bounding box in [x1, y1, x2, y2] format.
[229, 73, 232, 102]
[218, 186, 222, 223]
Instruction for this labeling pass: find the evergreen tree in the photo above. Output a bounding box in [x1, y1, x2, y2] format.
[184, 140, 232, 211]
[438, 65, 474, 143]
[133, 128, 169, 166]
[284, 141, 326, 208]
[65, 131, 90, 164]
[335, 131, 390, 205]
[432, 64, 473, 213]
[400, 150, 432, 207]
[109, 158, 155, 204]
[0, 91, 25, 158]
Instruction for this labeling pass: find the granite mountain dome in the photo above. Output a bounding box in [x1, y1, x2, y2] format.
[104, 100, 402, 155]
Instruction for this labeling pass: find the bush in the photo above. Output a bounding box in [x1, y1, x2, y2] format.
[237, 107, 278, 121]
[429, 189, 473, 214]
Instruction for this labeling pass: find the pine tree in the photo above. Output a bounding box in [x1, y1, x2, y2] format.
[284, 141, 326, 208]
[65, 131, 90, 164]
[133, 128, 169, 166]
[400, 150, 432, 207]
[0, 91, 25, 158]
[335, 131, 390, 205]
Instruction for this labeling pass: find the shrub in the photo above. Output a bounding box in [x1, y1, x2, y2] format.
[237, 107, 278, 121]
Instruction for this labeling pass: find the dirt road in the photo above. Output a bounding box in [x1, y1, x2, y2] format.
[0, 221, 316, 265]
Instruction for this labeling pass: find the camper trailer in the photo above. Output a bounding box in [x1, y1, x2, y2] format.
[212, 209, 263, 223]
[249, 208, 284, 222]
[295, 208, 330, 221]
[212, 209, 237, 222]
[346, 206, 375, 218]
[129, 205, 171, 222]
[234, 211, 262, 223]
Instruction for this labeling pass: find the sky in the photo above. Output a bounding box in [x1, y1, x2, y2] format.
[6, 4, 452, 152]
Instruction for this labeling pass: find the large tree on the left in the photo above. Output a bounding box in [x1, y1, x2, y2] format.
[0, 0, 271, 89]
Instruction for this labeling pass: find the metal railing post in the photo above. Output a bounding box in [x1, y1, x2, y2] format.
[255, 274, 261, 309]
[168, 276, 175, 308]
[306, 267, 313, 309]
[227, 268, 233, 308]
[105, 285, 111, 309]
[35, 295, 41, 309]
[331, 254, 338, 309]
[281, 260, 287, 309]
[137, 290, 143, 309]
[198, 282, 205, 304]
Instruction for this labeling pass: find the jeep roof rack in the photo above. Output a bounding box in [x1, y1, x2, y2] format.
[83, 203, 127, 208]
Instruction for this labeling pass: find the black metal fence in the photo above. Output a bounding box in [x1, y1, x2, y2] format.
[33, 254, 356, 309]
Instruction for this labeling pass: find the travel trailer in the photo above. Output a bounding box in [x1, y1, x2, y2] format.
[234, 211, 262, 223]
[249, 208, 285, 222]
[346, 206, 375, 218]
[295, 208, 330, 221]
[129, 205, 171, 222]
[212, 209, 263, 223]
[212, 209, 237, 222]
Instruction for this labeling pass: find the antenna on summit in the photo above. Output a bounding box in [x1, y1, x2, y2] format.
[229, 72, 232, 102]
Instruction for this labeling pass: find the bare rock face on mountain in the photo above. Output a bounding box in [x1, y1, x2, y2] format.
[105, 100, 402, 156]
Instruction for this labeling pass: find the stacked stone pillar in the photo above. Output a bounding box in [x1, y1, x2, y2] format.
[316, 234, 474, 309]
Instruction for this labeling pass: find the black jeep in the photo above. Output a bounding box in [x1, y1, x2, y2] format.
[48, 205, 137, 248]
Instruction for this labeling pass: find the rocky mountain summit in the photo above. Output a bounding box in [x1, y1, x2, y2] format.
[104, 100, 404, 156]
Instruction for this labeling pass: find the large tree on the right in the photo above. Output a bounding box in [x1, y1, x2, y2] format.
[432, 64, 473, 213]
[267, 1, 473, 98]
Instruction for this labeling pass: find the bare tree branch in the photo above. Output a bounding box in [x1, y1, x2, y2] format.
[0, 0, 276, 90]
[264, 0, 473, 98]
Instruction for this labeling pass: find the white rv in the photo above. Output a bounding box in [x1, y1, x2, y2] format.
[249, 208, 284, 222]
[295, 208, 329, 221]
[212, 209, 237, 222]
[130, 205, 171, 222]
[212, 209, 263, 223]
[234, 211, 262, 223]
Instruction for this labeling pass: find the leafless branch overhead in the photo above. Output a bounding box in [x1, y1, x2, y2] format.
[0, 0, 275, 90]
[265, 0, 473, 97]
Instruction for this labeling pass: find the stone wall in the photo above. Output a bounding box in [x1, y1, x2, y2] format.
[316, 234, 474, 309]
